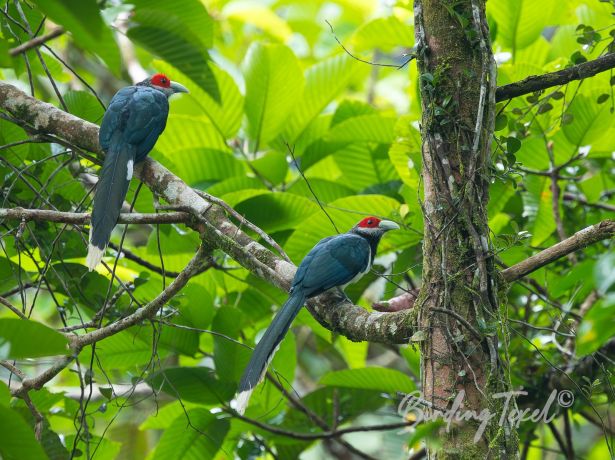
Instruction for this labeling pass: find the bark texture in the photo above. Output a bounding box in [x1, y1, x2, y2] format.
[414, 0, 518, 457]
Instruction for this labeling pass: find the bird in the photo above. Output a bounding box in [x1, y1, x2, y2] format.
[235, 216, 400, 414]
[86, 73, 188, 271]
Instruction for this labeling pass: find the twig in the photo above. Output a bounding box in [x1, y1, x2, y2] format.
[564, 193, 615, 213]
[9, 27, 64, 56]
[325, 20, 414, 70]
[0, 295, 28, 319]
[228, 409, 414, 440]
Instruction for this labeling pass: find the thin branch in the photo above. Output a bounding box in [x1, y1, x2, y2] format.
[0, 295, 28, 319]
[564, 192, 615, 213]
[229, 409, 414, 440]
[9, 27, 64, 56]
[501, 220, 615, 282]
[496, 52, 615, 102]
[0, 207, 191, 224]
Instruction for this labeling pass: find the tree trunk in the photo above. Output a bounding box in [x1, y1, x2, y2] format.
[414, 0, 519, 457]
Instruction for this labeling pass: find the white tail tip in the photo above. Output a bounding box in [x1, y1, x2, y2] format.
[235, 389, 253, 415]
[86, 244, 105, 271]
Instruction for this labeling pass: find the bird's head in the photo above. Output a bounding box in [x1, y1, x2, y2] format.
[351, 216, 400, 238]
[138, 73, 189, 98]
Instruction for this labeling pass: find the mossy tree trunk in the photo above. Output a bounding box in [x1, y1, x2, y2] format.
[413, 0, 519, 457]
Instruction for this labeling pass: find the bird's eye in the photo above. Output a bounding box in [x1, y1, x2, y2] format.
[367, 219, 373, 225]
[161, 78, 167, 84]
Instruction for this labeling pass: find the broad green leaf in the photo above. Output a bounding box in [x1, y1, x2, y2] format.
[325, 114, 396, 143]
[79, 329, 163, 369]
[490, 0, 558, 54]
[0, 381, 10, 407]
[0, 319, 68, 359]
[251, 150, 288, 186]
[282, 54, 359, 143]
[155, 116, 229, 155]
[128, 0, 219, 101]
[287, 178, 355, 203]
[0, 406, 47, 460]
[334, 143, 398, 191]
[153, 409, 229, 460]
[576, 298, 615, 357]
[140, 401, 197, 430]
[147, 367, 235, 404]
[31, 0, 121, 75]
[223, 2, 292, 42]
[153, 60, 243, 139]
[522, 176, 556, 246]
[488, 181, 515, 217]
[352, 16, 414, 51]
[562, 94, 612, 147]
[232, 192, 321, 234]
[163, 148, 246, 188]
[64, 90, 104, 124]
[595, 252, 615, 295]
[320, 367, 415, 393]
[336, 336, 368, 368]
[243, 43, 304, 149]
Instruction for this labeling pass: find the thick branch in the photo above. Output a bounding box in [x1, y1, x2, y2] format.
[501, 220, 615, 281]
[0, 207, 191, 224]
[0, 81, 413, 345]
[496, 53, 615, 102]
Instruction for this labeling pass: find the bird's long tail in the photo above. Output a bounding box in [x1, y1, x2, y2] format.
[87, 139, 136, 271]
[235, 291, 306, 414]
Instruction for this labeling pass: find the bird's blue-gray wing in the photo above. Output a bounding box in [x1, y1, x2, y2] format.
[293, 234, 371, 297]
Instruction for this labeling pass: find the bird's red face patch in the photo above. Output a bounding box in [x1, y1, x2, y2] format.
[357, 216, 381, 228]
[151, 73, 171, 88]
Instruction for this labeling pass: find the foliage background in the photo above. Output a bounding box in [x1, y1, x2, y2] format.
[0, 0, 614, 458]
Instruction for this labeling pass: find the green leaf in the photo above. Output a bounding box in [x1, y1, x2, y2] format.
[162, 148, 246, 188]
[562, 94, 612, 146]
[31, 0, 121, 75]
[522, 176, 556, 246]
[282, 55, 359, 144]
[596, 93, 610, 104]
[79, 329, 163, 369]
[494, 113, 508, 131]
[490, 0, 558, 54]
[251, 150, 289, 186]
[506, 136, 522, 154]
[0, 319, 68, 359]
[595, 252, 615, 295]
[231, 192, 321, 234]
[153, 60, 243, 139]
[146, 367, 235, 404]
[576, 297, 615, 357]
[243, 43, 304, 149]
[128, 0, 219, 101]
[320, 367, 415, 393]
[352, 16, 414, 52]
[0, 406, 48, 460]
[64, 90, 104, 124]
[325, 115, 396, 143]
[0, 381, 10, 407]
[152, 409, 229, 460]
[223, 3, 292, 42]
